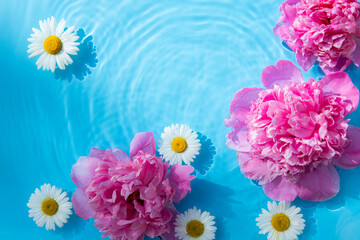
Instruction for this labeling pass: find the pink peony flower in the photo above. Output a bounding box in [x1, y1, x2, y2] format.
[274, 0, 360, 73]
[225, 60, 360, 201]
[71, 132, 195, 240]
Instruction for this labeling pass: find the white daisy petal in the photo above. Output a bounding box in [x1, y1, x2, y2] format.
[256, 201, 305, 240]
[55, 54, 65, 70]
[50, 55, 56, 72]
[27, 183, 72, 231]
[159, 124, 201, 165]
[27, 16, 79, 72]
[175, 207, 216, 240]
[56, 19, 66, 36]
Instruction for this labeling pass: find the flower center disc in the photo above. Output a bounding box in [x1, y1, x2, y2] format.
[186, 220, 204, 238]
[171, 137, 187, 153]
[41, 198, 58, 216]
[271, 213, 290, 232]
[43, 36, 62, 54]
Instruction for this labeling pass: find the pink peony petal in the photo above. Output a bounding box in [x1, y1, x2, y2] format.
[335, 125, 360, 169]
[263, 176, 301, 201]
[278, 0, 301, 24]
[295, 51, 317, 72]
[237, 152, 276, 184]
[261, 60, 304, 89]
[89, 148, 105, 158]
[349, 37, 360, 66]
[229, 87, 263, 113]
[321, 72, 359, 114]
[226, 128, 251, 152]
[297, 164, 340, 201]
[112, 148, 131, 162]
[129, 132, 156, 158]
[71, 188, 94, 220]
[160, 204, 179, 240]
[168, 164, 195, 203]
[71, 155, 100, 189]
[225, 87, 262, 151]
[321, 57, 353, 75]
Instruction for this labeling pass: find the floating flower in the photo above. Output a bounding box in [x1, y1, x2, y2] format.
[256, 201, 305, 240]
[71, 132, 195, 240]
[174, 207, 217, 240]
[27, 183, 72, 230]
[274, 0, 360, 74]
[27, 16, 80, 72]
[225, 60, 360, 201]
[159, 124, 201, 165]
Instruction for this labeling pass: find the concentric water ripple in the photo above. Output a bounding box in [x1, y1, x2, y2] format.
[2, 0, 360, 239]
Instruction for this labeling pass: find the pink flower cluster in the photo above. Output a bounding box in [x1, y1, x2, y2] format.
[225, 60, 360, 201]
[71, 132, 194, 240]
[274, 0, 360, 73]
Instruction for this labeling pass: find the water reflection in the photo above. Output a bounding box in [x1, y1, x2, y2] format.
[54, 191, 86, 238]
[55, 28, 98, 82]
[191, 132, 216, 176]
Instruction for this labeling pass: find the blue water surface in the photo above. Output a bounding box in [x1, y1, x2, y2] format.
[1, 0, 360, 239]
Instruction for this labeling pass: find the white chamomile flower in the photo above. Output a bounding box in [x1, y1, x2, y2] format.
[27, 183, 73, 231]
[174, 207, 217, 240]
[27, 16, 80, 72]
[256, 201, 305, 240]
[159, 124, 201, 165]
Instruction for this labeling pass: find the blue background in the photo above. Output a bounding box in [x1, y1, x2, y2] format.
[1, 0, 360, 239]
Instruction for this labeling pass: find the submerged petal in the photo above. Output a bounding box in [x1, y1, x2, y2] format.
[335, 125, 360, 169]
[263, 176, 301, 202]
[297, 164, 340, 201]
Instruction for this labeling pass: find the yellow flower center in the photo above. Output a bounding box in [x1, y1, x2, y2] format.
[43, 36, 62, 54]
[41, 198, 58, 216]
[171, 137, 187, 153]
[186, 220, 204, 238]
[271, 213, 290, 232]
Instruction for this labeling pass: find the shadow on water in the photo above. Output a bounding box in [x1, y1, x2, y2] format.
[54, 28, 98, 82]
[54, 191, 87, 238]
[292, 166, 360, 239]
[174, 179, 236, 239]
[191, 132, 216, 176]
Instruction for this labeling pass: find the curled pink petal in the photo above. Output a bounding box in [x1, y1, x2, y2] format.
[229, 87, 263, 114]
[88, 148, 105, 158]
[129, 132, 156, 158]
[321, 72, 359, 114]
[168, 164, 195, 203]
[71, 156, 100, 189]
[335, 125, 360, 169]
[295, 51, 317, 72]
[71, 188, 94, 220]
[225, 87, 263, 151]
[261, 60, 303, 89]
